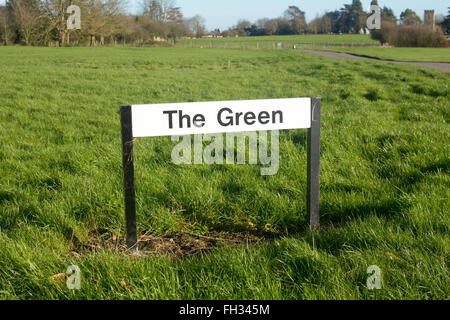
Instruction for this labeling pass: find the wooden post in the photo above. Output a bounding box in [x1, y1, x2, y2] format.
[307, 98, 321, 229]
[120, 106, 138, 249]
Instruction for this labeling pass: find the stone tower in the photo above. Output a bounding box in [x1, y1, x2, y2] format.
[424, 10, 436, 32]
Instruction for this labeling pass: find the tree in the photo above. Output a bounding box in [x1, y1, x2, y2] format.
[142, 0, 175, 22]
[167, 6, 182, 23]
[166, 7, 189, 43]
[142, 0, 161, 21]
[381, 6, 397, 24]
[324, 10, 341, 33]
[284, 5, 306, 34]
[0, 4, 14, 45]
[255, 18, 267, 30]
[235, 19, 251, 36]
[10, 0, 41, 45]
[77, 0, 109, 46]
[440, 7, 450, 34]
[435, 13, 445, 29]
[94, 0, 128, 45]
[400, 9, 422, 25]
[319, 15, 332, 34]
[243, 24, 259, 36]
[139, 0, 186, 43]
[264, 19, 278, 35]
[372, 22, 447, 47]
[341, 0, 366, 33]
[40, 0, 78, 46]
[308, 16, 321, 34]
[140, 1, 188, 42]
[187, 14, 206, 38]
[275, 18, 291, 35]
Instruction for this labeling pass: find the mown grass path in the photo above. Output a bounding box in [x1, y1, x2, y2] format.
[304, 50, 450, 72]
[320, 47, 450, 63]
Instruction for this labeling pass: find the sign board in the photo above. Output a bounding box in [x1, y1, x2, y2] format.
[121, 98, 321, 248]
[131, 98, 311, 138]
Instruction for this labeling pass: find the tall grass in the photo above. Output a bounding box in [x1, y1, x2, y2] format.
[0, 46, 448, 299]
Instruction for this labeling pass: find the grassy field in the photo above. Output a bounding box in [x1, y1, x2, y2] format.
[325, 47, 450, 63]
[0, 46, 449, 300]
[177, 34, 380, 49]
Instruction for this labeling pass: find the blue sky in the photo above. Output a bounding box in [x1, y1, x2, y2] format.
[127, 0, 449, 30]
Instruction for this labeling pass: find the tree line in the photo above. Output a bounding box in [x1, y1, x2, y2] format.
[0, 0, 448, 46]
[223, 1, 448, 37]
[0, 0, 207, 46]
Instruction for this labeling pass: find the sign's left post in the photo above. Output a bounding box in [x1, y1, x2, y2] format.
[120, 105, 138, 249]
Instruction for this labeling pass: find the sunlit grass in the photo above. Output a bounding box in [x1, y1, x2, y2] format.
[0, 46, 448, 299]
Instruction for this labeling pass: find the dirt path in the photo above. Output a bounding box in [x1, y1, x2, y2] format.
[303, 50, 450, 72]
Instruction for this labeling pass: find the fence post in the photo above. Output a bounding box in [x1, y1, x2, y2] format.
[307, 98, 321, 229]
[120, 105, 138, 249]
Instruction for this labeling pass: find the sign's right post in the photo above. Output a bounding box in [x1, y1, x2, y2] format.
[307, 98, 320, 229]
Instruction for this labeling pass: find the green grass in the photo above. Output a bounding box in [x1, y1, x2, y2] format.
[0, 46, 449, 300]
[177, 34, 380, 49]
[326, 47, 450, 63]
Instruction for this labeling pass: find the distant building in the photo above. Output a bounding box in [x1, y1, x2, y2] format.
[424, 10, 436, 32]
[210, 29, 223, 38]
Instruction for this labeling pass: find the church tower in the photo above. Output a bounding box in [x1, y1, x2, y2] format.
[424, 10, 436, 32]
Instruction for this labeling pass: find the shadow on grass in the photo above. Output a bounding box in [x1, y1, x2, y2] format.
[320, 198, 407, 227]
[68, 189, 412, 259]
[66, 156, 449, 257]
[285, 130, 308, 149]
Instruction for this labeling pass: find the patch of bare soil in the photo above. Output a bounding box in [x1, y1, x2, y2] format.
[76, 231, 264, 258]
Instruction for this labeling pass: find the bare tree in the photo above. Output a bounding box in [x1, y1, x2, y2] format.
[142, 0, 174, 22]
[11, 0, 41, 45]
[319, 15, 332, 34]
[0, 5, 13, 45]
[99, 0, 127, 44]
[66, 0, 126, 46]
[400, 8, 422, 25]
[255, 18, 268, 30]
[166, 6, 187, 43]
[235, 19, 251, 36]
[40, 0, 73, 46]
[308, 16, 321, 34]
[284, 5, 306, 34]
[264, 19, 278, 35]
[187, 14, 205, 38]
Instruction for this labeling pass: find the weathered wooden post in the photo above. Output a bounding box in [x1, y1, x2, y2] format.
[307, 98, 321, 229]
[120, 106, 138, 249]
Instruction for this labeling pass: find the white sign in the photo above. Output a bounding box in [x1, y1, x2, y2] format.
[130, 98, 311, 138]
